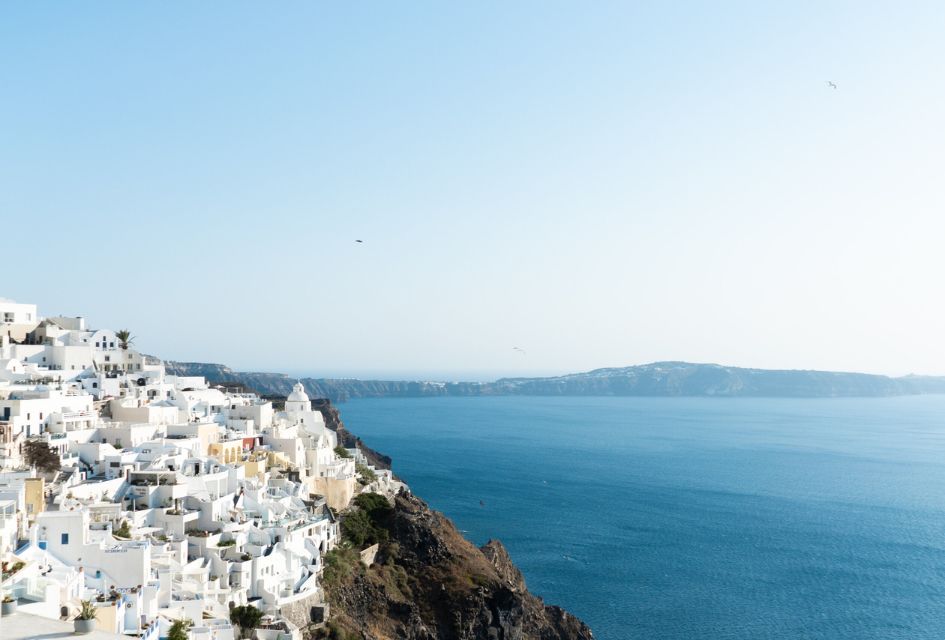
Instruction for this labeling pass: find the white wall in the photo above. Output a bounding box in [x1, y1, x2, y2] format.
[0, 300, 39, 341]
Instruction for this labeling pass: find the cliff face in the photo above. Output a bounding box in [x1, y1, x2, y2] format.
[164, 360, 945, 401]
[322, 492, 593, 640]
[162, 361, 468, 402]
[490, 362, 945, 397]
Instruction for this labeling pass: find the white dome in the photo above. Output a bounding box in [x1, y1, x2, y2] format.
[287, 382, 309, 404]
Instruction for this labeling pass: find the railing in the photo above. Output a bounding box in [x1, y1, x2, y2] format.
[61, 411, 95, 419]
[141, 621, 160, 640]
[6, 575, 51, 602]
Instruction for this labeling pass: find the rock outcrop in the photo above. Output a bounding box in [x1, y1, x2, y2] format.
[320, 492, 593, 640]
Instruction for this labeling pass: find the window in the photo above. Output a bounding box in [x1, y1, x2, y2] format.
[110, 342, 115, 348]
[105, 356, 110, 362]
[95, 342, 100, 347]
[61, 533, 69, 544]
[92, 383, 98, 389]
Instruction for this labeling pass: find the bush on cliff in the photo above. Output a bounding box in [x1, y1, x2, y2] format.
[353, 492, 392, 521]
[341, 492, 394, 548]
[311, 619, 361, 640]
[322, 546, 361, 587]
[341, 509, 386, 547]
[355, 463, 376, 486]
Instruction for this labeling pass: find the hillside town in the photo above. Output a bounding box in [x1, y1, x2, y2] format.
[0, 298, 400, 640]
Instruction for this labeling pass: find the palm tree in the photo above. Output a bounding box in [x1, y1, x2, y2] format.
[116, 330, 135, 350]
[230, 605, 264, 638]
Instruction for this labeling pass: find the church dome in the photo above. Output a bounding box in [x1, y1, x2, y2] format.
[287, 382, 309, 403]
[285, 382, 311, 412]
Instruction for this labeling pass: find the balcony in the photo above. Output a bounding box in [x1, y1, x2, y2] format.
[128, 472, 179, 487]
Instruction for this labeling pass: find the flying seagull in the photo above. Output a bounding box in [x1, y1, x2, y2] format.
[355, 239, 363, 243]
[512, 346, 526, 355]
[826, 81, 837, 89]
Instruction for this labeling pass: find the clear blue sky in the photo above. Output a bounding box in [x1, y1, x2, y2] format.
[3, 3, 944, 379]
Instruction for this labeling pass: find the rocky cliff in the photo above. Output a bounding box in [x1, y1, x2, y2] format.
[165, 360, 945, 401]
[163, 361, 469, 401]
[318, 491, 593, 640]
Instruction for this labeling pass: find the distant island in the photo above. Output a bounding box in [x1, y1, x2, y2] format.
[165, 360, 945, 402]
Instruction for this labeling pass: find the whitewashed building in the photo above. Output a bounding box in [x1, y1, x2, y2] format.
[0, 300, 378, 639]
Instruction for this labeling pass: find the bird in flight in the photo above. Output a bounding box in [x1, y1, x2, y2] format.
[355, 239, 363, 243]
[512, 346, 526, 355]
[826, 81, 838, 89]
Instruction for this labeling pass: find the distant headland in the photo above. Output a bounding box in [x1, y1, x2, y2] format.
[164, 360, 945, 403]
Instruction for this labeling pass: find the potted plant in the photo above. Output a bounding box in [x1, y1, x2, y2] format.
[1, 594, 16, 616]
[74, 599, 97, 634]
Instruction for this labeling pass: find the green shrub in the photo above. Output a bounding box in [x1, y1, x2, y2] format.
[327, 620, 361, 640]
[353, 493, 392, 522]
[168, 619, 192, 640]
[355, 463, 376, 486]
[2, 560, 25, 579]
[312, 620, 361, 640]
[341, 510, 383, 547]
[333, 445, 352, 459]
[322, 547, 361, 587]
[341, 493, 393, 548]
[375, 561, 412, 600]
[113, 520, 132, 539]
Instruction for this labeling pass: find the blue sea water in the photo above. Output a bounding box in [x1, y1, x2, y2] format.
[339, 396, 945, 640]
